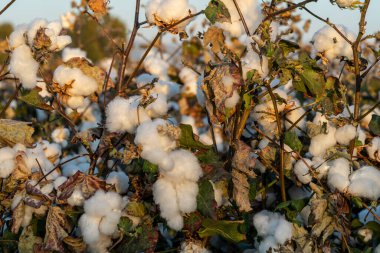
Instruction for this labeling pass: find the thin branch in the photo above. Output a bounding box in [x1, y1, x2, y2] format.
[0, 83, 21, 117]
[263, 0, 317, 22]
[232, 0, 251, 36]
[0, 0, 16, 16]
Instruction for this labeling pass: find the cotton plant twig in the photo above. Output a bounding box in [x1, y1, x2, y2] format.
[0, 0, 16, 16]
[0, 83, 21, 117]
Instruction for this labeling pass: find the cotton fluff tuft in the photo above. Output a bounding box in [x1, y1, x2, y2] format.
[309, 123, 337, 157]
[79, 190, 126, 252]
[179, 67, 199, 96]
[327, 158, 351, 192]
[217, 0, 261, 37]
[253, 210, 293, 253]
[293, 159, 313, 184]
[62, 47, 87, 62]
[146, 0, 196, 30]
[312, 25, 355, 61]
[367, 137, 380, 162]
[9, 45, 39, 89]
[105, 96, 151, 133]
[51, 127, 70, 147]
[241, 40, 269, 79]
[335, 0, 355, 8]
[348, 166, 380, 200]
[143, 55, 170, 80]
[335, 124, 356, 145]
[180, 241, 211, 253]
[0, 147, 16, 178]
[106, 171, 130, 194]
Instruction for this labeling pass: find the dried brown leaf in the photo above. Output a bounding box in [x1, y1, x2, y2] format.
[44, 206, 71, 252]
[204, 26, 225, 54]
[19, 225, 43, 253]
[12, 201, 25, 234]
[88, 0, 107, 15]
[0, 119, 34, 148]
[63, 236, 86, 253]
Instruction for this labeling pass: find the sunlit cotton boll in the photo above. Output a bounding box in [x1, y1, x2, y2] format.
[51, 127, 70, 147]
[62, 47, 87, 62]
[0, 147, 16, 178]
[174, 180, 199, 213]
[106, 96, 151, 133]
[335, 124, 356, 146]
[348, 166, 380, 200]
[309, 125, 337, 157]
[327, 158, 351, 192]
[312, 25, 355, 61]
[366, 137, 380, 162]
[9, 44, 39, 89]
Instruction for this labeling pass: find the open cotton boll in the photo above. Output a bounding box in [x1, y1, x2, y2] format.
[161, 149, 203, 182]
[53, 65, 98, 97]
[175, 180, 198, 213]
[274, 218, 293, 244]
[62, 47, 87, 62]
[258, 236, 278, 253]
[179, 67, 198, 96]
[285, 106, 307, 135]
[335, 124, 356, 145]
[180, 241, 211, 253]
[153, 178, 183, 230]
[312, 156, 330, 179]
[348, 166, 380, 200]
[67, 188, 85, 206]
[143, 55, 170, 80]
[136, 74, 180, 98]
[241, 44, 269, 79]
[217, 0, 261, 37]
[367, 137, 380, 162]
[309, 126, 337, 157]
[27, 19, 48, 45]
[51, 127, 70, 147]
[9, 44, 39, 89]
[293, 159, 313, 184]
[312, 25, 355, 61]
[146, 0, 196, 29]
[9, 24, 28, 49]
[79, 214, 102, 244]
[53, 176, 67, 190]
[106, 96, 151, 133]
[327, 158, 351, 192]
[335, 0, 355, 8]
[361, 107, 380, 129]
[106, 171, 129, 194]
[358, 205, 380, 224]
[0, 147, 16, 178]
[145, 93, 169, 118]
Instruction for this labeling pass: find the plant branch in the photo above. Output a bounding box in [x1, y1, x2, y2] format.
[0, 0, 16, 16]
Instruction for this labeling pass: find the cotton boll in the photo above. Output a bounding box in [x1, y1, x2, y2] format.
[253, 210, 272, 236]
[143, 55, 169, 80]
[242, 44, 269, 79]
[142, 149, 174, 171]
[312, 156, 330, 179]
[358, 228, 373, 242]
[0, 147, 16, 178]
[179, 67, 199, 96]
[274, 219, 293, 244]
[294, 159, 313, 184]
[327, 158, 351, 192]
[361, 108, 379, 129]
[217, 0, 261, 37]
[62, 47, 87, 62]
[67, 189, 85, 206]
[9, 24, 28, 49]
[53, 176, 67, 190]
[180, 241, 211, 253]
[61, 11, 76, 29]
[99, 213, 121, 235]
[79, 214, 101, 244]
[225, 90, 240, 108]
[285, 106, 307, 135]
[309, 126, 337, 157]
[9, 44, 39, 89]
[145, 93, 168, 118]
[335, 124, 356, 145]
[40, 183, 54, 195]
[27, 19, 48, 45]
[162, 149, 203, 182]
[258, 236, 278, 253]
[312, 25, 355, 61]
[175, 180, 198, 213]
[106, 171, 129, 194]
[54, 35, 72, 50]
[348, 166, 380, 200]
[367, 137, 380, 162]
[51, 127, 70, 147]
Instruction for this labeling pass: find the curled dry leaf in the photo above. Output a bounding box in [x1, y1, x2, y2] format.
[231, 140, 256, 212]
[63, 236, 87, 253]
[44, 206, 71, 252]
[0, 119, 34, 148]
[58, 171, 106, 200]
[12, 200, 25, 234]
[11, 151, 32, 180]
[88, 0, 107, 15]
[203, 26, 225, 54]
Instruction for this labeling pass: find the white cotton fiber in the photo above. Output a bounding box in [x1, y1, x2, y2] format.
[67, 188, 85, 206]
[312, 156, 330, 179]
[293, 159, 313, 184]
[242, 42, 269, 79]
[327, 158, 351, 192]
[179, 67, 198, 96]
[0, 147, 16, 178]
[27, 19, 48, 45]
[348, 166, 380, 200]
[9, 44, 39, 89]
[335, 0, 355, 8]
[53, 176, 67, 190]
[309, 126, 337, 157]
[367, 137, 380, 162]
[312, 25, 355, 61]
[106, 171, 129, 194]
[180, 241, 211, 253]
[175, 180, 198, 213]
[9, 24, 28, 49]
[225, 90, 240, 108]
[62, 47, 87, 62]
[79, 214, 102, 244]
[145, 93, 169, 118]
[106, 96, 151, 133]
[143, 55, 170, 81]
[51, 127, 70, 147]
[335, 124, 356, 145]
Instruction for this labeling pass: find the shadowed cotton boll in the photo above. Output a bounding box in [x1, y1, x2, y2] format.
[348, 166, 380, 200]
[293, 159, 313, 184]
[327, 158, 351, 192]
[0, 147, 16, 178]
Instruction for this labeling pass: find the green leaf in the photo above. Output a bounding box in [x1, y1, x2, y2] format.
[118, 216, 133, 234]
[284, 131, 303, 152]
[352, 196, 363, 208]
[248, 180, 257, 201]
[198, 219, 246, 242]
[364, 221, 380, 235]
[18, 88, 53, 111]
[142, 160, 158, 174]
[368, 114, 380, 136]
[205, 0, 231, 24]
[275, 198, 309, 213]
[0, 119, 34, 148]
[197, 180, 217, 218]
[179, 124, 212, 150]
[197, 149, 221, 166]
[126, 202, 146, 217]
[278, 39, 299, 57]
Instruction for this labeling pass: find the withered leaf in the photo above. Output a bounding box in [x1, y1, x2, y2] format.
[44, 206, 71, 252]
[204, 26, 225, 54]
[19, 225, 43, 253]
[11, 152, 31, 180]
[58, 171, 106, 200]
[63, 236, 86, 253]
[0, 119, 34, 148]
[88, 0, 107, 15]
[12, 201, 25, 234]
[19, 88, 53, 111]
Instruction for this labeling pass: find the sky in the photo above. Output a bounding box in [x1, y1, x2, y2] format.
[0, 0, 379, 42]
